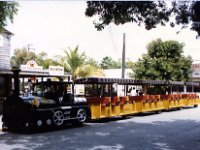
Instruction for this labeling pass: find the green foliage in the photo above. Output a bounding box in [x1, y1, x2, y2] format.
[131, 39, 192, 82]
[64, 46, 86, 73]
[10, 48, 58, 69]
[10, 48, 35, 67]
[85, 1, 169, 31]
[85, 1, 200, 37]
[126, 61, 134, 69]
[35, 52, 59, 69]
[75, 64, 104, 79]
[10, 46, 104, 79]
[63, 46, 104, 79]
[86, 57, 101, 68]
[100, 56, 121, 69]
[0, 2, 18, 30]
[53, 55, 66, 68]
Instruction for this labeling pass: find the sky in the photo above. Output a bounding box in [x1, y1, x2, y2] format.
[6, 1, 200, 63]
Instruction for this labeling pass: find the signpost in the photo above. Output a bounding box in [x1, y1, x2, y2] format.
[49, 66, 64, 76]
[20, 60, 64, 76]
[20, 60, 43, 71]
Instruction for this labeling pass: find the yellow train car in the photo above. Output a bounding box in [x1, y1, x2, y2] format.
[74, 77, 200, 120]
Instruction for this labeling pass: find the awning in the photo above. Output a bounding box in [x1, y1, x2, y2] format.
[74, 77, 184, 85]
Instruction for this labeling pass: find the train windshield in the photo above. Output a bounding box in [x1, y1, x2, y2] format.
[32, 81, 73, 97]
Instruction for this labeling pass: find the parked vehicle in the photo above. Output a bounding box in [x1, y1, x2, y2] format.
[2, 68, 200, 132]
[2, 79, 90, 131]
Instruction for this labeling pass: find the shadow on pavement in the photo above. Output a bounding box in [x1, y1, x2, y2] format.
[1, 118, 200, 150]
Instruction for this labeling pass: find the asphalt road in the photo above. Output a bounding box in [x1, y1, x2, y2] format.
[1, 106, 200, 150]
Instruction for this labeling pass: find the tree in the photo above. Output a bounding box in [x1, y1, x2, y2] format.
[85, 1, 200, 37]
[74, 64, 104, 79]
[63, 46, 86, 78]
[100, 56, 121, 69]
[131, 39, 192, 82]
[54, 55, 66, 68]
[10, 48, 58, 69]
[36, 52, 59, 69]
[63, 46, 104, 79]
[10, 47, 36, 67]
[86, 57, 100, 68]
[0, 2, 18, 30]
[126, 60, 134, 69]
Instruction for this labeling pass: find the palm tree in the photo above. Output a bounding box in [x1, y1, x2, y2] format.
[63, 46, 104, 80]
[75, 64, 105, 79]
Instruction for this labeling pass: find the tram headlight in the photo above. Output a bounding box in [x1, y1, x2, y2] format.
[32, 98, 40, 107]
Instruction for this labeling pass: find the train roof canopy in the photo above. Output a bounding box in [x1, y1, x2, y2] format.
[74, 77, 186, 86]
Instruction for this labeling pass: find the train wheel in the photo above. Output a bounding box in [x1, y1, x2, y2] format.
[77, 108, 87, 123]
[194, 104, 198, 108]
[53, 111, 64, 126]
[72, 108, 87, 126]
[156, 110, 162, 114]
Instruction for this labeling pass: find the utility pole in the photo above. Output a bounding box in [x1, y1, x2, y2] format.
[121, 33, 126, 79]
[27, 44, 35, 53]
[27, 44, 35, 59]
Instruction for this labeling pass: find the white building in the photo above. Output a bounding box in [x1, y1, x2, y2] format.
[0, 29, 13, 113]
[0, 28, 13, 70]
[191, 61, 200, 82]
[103, 68, 132, 79]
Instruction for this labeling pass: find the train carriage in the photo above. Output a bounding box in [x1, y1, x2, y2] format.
[74, 77, 200, 120]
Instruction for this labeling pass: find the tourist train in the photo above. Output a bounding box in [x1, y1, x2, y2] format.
[2, 69, 200, 131]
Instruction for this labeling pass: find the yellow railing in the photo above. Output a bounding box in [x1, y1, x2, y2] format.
[86, 93, 200, 120]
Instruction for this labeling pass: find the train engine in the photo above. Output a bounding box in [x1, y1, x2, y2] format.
[2, 70, 90, 131]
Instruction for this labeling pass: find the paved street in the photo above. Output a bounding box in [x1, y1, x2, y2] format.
[1, 106, 200, 150]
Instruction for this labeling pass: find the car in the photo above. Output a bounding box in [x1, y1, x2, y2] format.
[2, 80, 90, 131]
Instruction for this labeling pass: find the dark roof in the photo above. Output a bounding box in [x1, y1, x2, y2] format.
[74, 77, 185, 85]
[34, 80, 73, 85]
[0, 70, 69, 78]
[170, 81, 184, 85]
[0, 70, 12, 75]
[185, 82, 199, 86]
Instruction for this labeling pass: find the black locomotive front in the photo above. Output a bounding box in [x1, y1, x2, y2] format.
[2, 80, 90, 131]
